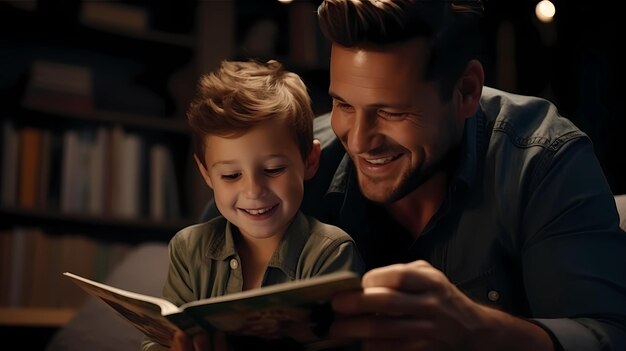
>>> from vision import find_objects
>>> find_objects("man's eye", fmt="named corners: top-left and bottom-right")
top-left (221, 173), bottom-right (241, 180)
top-left (265, 167), bottom-right (286, 176)
top-left (377, 110), bottom-right (406, 119)
top-left (334, 101), bottom-right (354, 112)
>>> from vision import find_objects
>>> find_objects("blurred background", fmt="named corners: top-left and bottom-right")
top-left (2, 0), bottom-right (624, 212)
top-left (0, 0), bottom-right (624, 348)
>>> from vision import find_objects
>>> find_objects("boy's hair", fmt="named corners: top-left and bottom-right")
top-left (187, 59), bottom-right (315, 166)
top-left (317, 0), bottom-right (484, 101)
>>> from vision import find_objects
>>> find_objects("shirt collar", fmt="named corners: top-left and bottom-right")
top-left (454, 109), bottom-right (484, 188)
top-left (267, 211), bottom-right (310, 280)
top-left (205, 212), bottom-right (310, 280)
top-left (207, 219), bottom-right (237, 260)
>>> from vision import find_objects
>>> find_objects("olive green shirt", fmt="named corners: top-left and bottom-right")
top-left (142, 211), bottom-right (365, 350)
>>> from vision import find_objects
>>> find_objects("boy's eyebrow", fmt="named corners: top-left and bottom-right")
top-left (210, 154), bottom-right (289, 169)
top-left (210, 160), bottom-right (238, 169)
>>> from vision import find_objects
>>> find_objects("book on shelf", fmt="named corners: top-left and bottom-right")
top-left (63, 270), bottom-right (362, 350)
top-left (1, 122), bottom-right (19, 207)
top-left (80, 1), bottom-right (149, 33)
top-left (115, 132), bottom-right (143, 218)
top-left (149, 144), bottom-right (168, 220)
top-left (60, 130), bottom-right (87, 214)
top-left (17, 127), bottom-right (43, 210)
top-left (22, 60), bottom-right (94, 115)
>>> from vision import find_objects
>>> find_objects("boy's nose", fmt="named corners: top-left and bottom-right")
top-left (243, 174), bottom-right (266, 198)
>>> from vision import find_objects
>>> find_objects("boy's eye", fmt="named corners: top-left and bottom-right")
top-left (221, 173), bottom-right (241, 180)
top-left (265, 166), bottom-right (286, 176)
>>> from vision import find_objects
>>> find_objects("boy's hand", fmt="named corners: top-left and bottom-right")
top-left (170, 330), bottom-right (231, 351)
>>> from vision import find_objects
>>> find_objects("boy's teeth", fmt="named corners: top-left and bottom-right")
top-left (246, 206), bottom-right (272, 215)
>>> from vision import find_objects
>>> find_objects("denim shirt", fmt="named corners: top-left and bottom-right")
top-left (301, 87), bottom-right (626, 350)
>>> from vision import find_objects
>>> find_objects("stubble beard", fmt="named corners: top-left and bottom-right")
top-left (355, 150), bottom-right (455, 205)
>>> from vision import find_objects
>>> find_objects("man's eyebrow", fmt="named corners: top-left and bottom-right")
top-left (328, 92), bottom-right (414, 110)
top-left (328, 91), bottom-right (344, 101)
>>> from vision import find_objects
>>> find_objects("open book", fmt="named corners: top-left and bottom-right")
top-left (63, 271), bottom-right (361, 350)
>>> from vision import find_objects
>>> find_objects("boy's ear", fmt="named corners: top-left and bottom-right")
top-left (456, 59), bottom-right (484, 120)
top-left (304, 139), bottom-right (321, 180)
top-left (194, 154), bottom-right (214, 189)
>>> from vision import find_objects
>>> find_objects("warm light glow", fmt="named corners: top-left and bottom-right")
top-left (535, 0), bottom-right (556, 23)
top-left (277, 0), bottom-right (294, 3)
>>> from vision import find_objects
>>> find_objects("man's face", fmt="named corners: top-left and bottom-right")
top-left (200, 119), bottom-right (307, 240)
top-left (329, 38), bottom-right (465, 204)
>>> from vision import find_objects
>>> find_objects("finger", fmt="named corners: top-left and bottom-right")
top-left (361, 338), bottom-right (443, 351)
top-left (171, 330), bottom-right (193, 351)
top-left (332, 286), bottom-right (441, 316)
top-left (330, 315), bottom-right (436, 340)
top-left (211, 331), bottom-right (231, 351)
top-left (362, 260), bottom-right (446, 293)
top-left (193, 333), bottom-right (210, 350)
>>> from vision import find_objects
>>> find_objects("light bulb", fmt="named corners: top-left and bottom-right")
top-left (535, 0), bottom-right (556, 23)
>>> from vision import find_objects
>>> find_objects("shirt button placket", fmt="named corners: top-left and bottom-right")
top-left (487, 290), bottom-right (500, 302)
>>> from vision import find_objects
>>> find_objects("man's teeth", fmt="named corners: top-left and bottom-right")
top-left (245, 206), bottom-right (273, 215)
top-left (367, 155), bottom-right (396, 164)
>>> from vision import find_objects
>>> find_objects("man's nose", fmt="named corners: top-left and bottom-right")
top-left (348, 112), bottom-right (381, 154)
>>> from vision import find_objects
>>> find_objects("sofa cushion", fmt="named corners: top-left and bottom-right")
top-left (45, 242), bottom-right (169, 351)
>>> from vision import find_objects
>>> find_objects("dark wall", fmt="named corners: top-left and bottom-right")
top-left (481, 0), bottom-right (625, 194)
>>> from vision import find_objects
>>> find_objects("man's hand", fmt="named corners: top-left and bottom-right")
top-left (329, 260), bottom-right (554, 351)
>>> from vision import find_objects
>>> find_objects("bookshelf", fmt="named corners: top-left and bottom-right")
top-left (0, 1), bottom-right (331, 345)
top-left (0, 0), bottom-right (208, 332)
top-left (0, 307), bottom-right (76, 327)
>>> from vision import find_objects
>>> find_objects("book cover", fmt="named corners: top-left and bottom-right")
top-left (22, 60), bottom-right (95, 116)
top-left (1, 122), bottom-right (19, 207)
top-left (63, 270), bottom-right (361, 349)
top-left (80, 2), bottom-right (148, 33)
top-left (149, 144), bottom-right (167, 220)
top-left (17, 127), bottom-right (43, 209)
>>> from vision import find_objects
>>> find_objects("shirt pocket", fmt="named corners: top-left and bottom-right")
top-left (455, 264), bottom-right (525, 313)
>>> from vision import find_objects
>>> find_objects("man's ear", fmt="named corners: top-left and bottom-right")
top-left (194, 154), bottom-right (214, 189)
top-left (304, 139), bottom-right (321, 180)
top-left (456, 59), bottom-right (484, 119)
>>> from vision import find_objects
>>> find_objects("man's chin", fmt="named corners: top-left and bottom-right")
top-left (357, 170), bottom-right (428, 204)
top-left (358, 180), bottom-right (398, 204)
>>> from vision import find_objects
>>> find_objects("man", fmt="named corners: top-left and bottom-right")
top-left (298, 0), bottom-right (626, 350)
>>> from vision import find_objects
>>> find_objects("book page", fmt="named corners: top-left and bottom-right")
top-left (180, 271), bottom-right (361, 343)
top-left (63, 272), bottom-right (180, 347)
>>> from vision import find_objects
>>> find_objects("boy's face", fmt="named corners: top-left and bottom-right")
top-left (196, 119), bottom-right (319, 241)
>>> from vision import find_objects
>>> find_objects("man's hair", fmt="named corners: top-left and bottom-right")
top-left (187, 59), bottom-right (315, 166)
top-left (317, 0), bottom-right (484, 100)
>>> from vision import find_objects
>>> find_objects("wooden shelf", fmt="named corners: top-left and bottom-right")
top-left (0, 3), bottom-right (195, 57)
top-left (0, 307), bottom-right (76, 327)
top-left (19, 104), bottom-right (190, 134)
top-left (0, 207), bottom-right (194, 243)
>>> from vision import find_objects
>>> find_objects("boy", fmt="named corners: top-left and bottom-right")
top-left (142, 59), bottom-right (365, 351)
